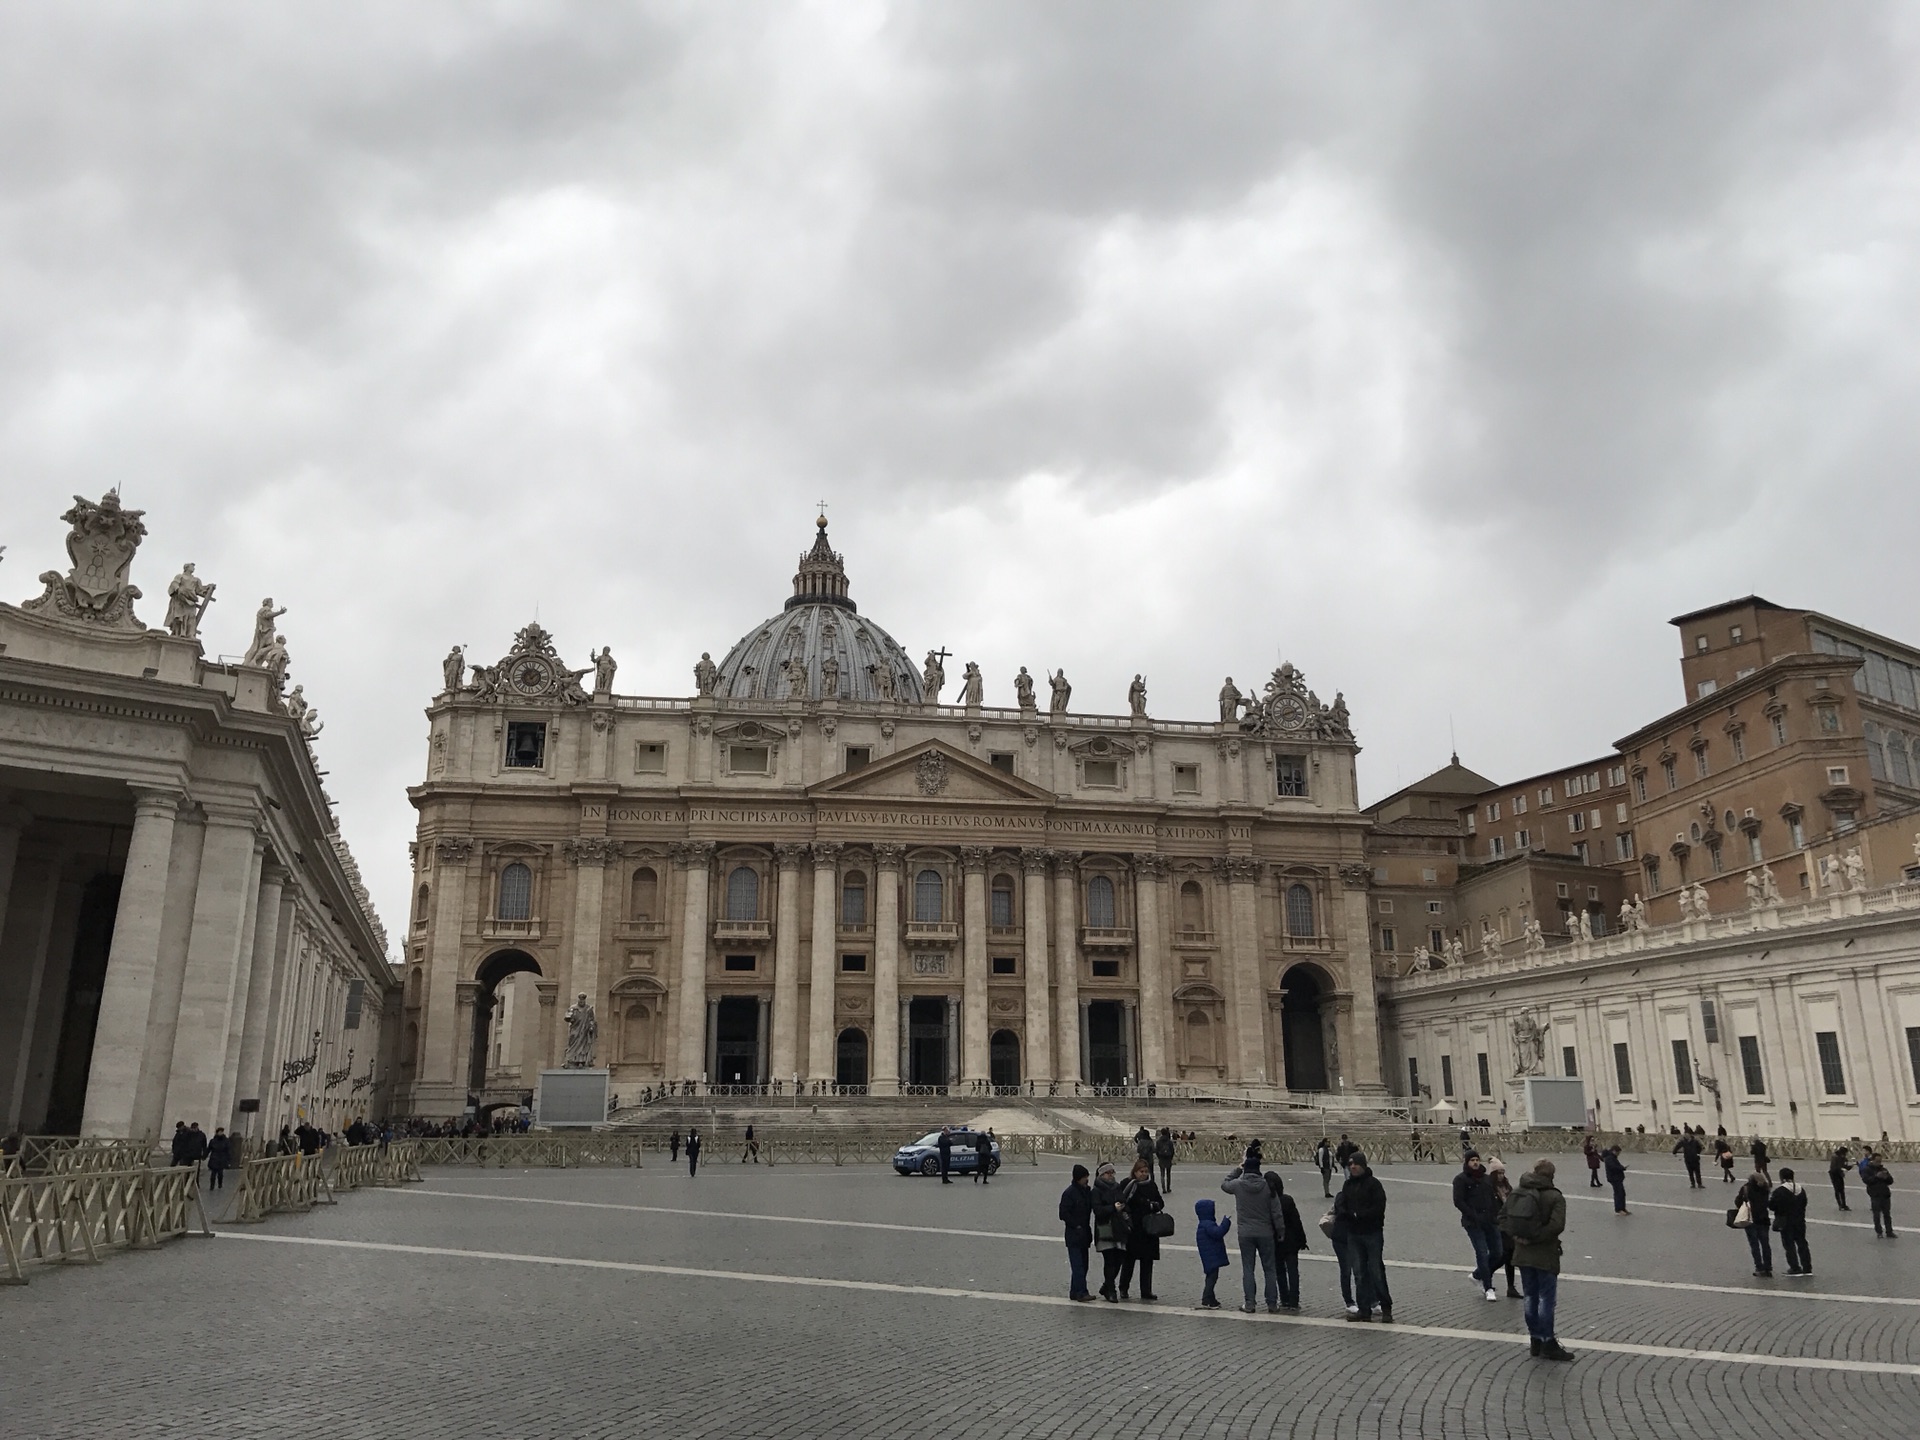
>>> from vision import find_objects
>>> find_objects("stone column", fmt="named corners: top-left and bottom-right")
top-left (1132, 854), bottom-right (1170, 1083)
top-left (420, 837), bottom-right (474, 1101)
top-left (1, 852), bottom-right (60, 1132)
top-left (673, 842), bottom-right (714, 1081)
top-left (756, 995), bottom-right (772, 1085)
top-left (945, 995), bottom-right (960, 1087)
top-left (871, 845), bottom-right (903, 1093)
top-left (0, 797), bottom-right (29, 967)
top-left (249, 891), bottom-right (300, 1110)
top-left (769, 846), bottom-right (807, 1081)
top-left (1222, 857), bottom-right (1268, 1086)
top-left (563, 839), bottom-right (615, 1024)
top-left (131, 804), bottom-right (207, 1139)
top-left (1053, 856), bottom-right (1082, 1084)
top-left (1123, 998), bottom-right (1139, 1083)
top-left (898, 997), bottom-right (911, 1085)
top-left (535, 981), bottom-right (560, 1070)
top-left (705, 998), bottom-right (720, 1084)
top-left (806, 843), bottom-right (843, 1082)
top-left (1335, 868), bottom-right (1386, 1091)
top-left (80, 787), bottom-right (183, 1137)
top-left (1021, 851), bottom-right (1053, 1085)
top-left (163, 815), bottom-right (265, 1127)
top-left (960, 847), bottom-right (990, 1085)
top-left (225, 859), bottom-right (289, 1129)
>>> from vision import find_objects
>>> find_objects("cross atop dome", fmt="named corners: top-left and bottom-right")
top-left (789, 510), bottom-right (854, 612)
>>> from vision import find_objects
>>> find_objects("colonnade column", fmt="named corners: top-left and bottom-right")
top-left (250, 895), bottom-right (299, 1113)
top-left (769, 845), bottom-right (807, 1081)
top-left (674, 842), bottom-right (714, 1081)
top-left (960, 847), bottom-right (989, 1085)
top-left (0, 796), bottom-right (29, 957)
top-left (81, 787), bottom-right (183, 1136)
top-left (564, 839), bottom-right (614, 1025)
top-left (164, 815), bottom-right (265, 1126)
top-left (419, 837), bottom-right (473, 1098)
top-left (1336, 871), bottom-right (1386, 1091)
top-left (1223, 856), bottom-right (1267, 1086)
top-left (871, 845), bottom-right (903, 1094)
top-left (225, 859), bottom-right (288, 1128)
top-left (1021, 851), bottom-right (1052, 1085)
top-left (806, 843), bottom-right (842, 1082)
top-left (1053, 854), bottom-right (1082, 1084)
top-left (1132, 854), bottom-right (1169, 1084)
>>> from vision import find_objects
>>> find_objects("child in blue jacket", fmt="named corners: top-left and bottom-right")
top-left (1194, 1197), bottom-right (1232, 1309)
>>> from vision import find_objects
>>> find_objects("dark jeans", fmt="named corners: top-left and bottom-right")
top-left (1066, 1241), bottom-right (1090, 1298)
top-left (1345, 1231), bottom-right (1391, 1315)
top-left (1778, 1226), bottom-right (1812, 1273)
top-left (1277, 1249), bottom-right (1300, 1308)
top-left (1335, 1234), bottom-right (1354, 1305)
top-left (1101, 1249), bottom-right (1126, 1295)
top-left (1610, 1178), bottom-right (1627, 1212)
top-left (1239, 1234), bottom-right (1279, 1309)
top-left (1318, 1166), bottom-right (1333, 1198)
top-left (1684, 1158), bottom-right (1702, 1188)
top-left (1520, 1266), bottom-right (1558, 1340)
top-left (1745, 1224), bottom-right (1772, 1272)
top-left (688, 1154), bottom-right (699, 1176)
top-left (1830, 1171), bottom-right (1848, 1208)
top-left (1465, 1221), bottom-right (1503, 1288)
top-left (1499, 1233), bottom-right (1518, 1291)
top-left (1871, 1195), bottom-right (1894, 1235)
top-left (1587, 1165), bottom-right (1601, 1187)
top-left (1159, 1160), bottom-right (1173, 1191)
top-left (1201, 1265), bottom-right (1220, 1305)
top-left (1119, 1255), bottom-right (1155, 1296)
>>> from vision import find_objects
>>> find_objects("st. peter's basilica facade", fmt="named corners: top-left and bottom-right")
top-left (398, 519), bottom-right (1384, 1113)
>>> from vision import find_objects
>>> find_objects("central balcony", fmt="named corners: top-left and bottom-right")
top-left (712, 919), bottom-right (773, 943)
top-left (1080, 926), bottom-right (1135, 951)
top-left (904, 920), bottom-right (961, 946)
top-left (481, 918), bottom-right (544, 941)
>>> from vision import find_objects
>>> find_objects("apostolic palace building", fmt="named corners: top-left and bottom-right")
top-left (399, 518), bottom-right (1385, 1114)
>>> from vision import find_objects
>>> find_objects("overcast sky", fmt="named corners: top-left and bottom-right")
top-left (3, 3), bottom-right (1917, 950)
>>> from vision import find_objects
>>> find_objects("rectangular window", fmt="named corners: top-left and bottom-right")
top-left (1738, 1035), bottom-right (1764, 1095)
top-left (1540, 787), bottom-right (1554, 807)
top-left (1465, 812), bottom-right (1477, 834)
top-left (1377, 898), bottom-right (1395, 914)
top-left (1516, 829), bottom-right (1530, 849)
top-left (1488, 836), bottom-right (1505, 858)
top-left (729, 744), bottom-right (770, 774)
top-left (1429, 928), bottom-right (1445, 951)
top-left (1440, 1055), bottom-right (1455, 1097)
top-left (1788, 816), bottom-right (1805, 848)
top-left (1634, 772), bottom-right (1648, 803)
top-left (1276, 756), bottom-right (1308, 797)
top-left (1826, 766), bottom-right (1849, 786)
top-left (1696, 634), bottom-right (1710, 652)
top-left (989, 751), bottom-right (1016, 774)
top-left (1571, 841), bottom-right (1589, 865)
top-left (343, 979), bottom-right (365, 1030)
top-left (1699, 999), bottom-right (1719, 1045)
top-left (1613, 1042), bottom-right (1634, 1095)
top-left (1408, 1057), bottom-right (1420, 1095)
top-left (1697, 679), bottom-right (1718, 699)
top-left (1662, 758), bottom-right (1677, 791)
top-left (505, 721), bottom-right (547, 769)
top-left (1083, 760), bottom-right (1120, 787)
top-left (1569, 811), bottom-right (1586, 833)
top-left (635, 742), bottom-right (666, 773)
top-left (1172, 763), bottom-right (1200, 794)
top-left (1616, 833), bottom-right (1635, 861)
top-left (1771, 713), bottom-right (1788, 746)
top-left (840, 953), bottom-right (868, 973)
top-left (1730, 625), bottom-right (1743, 644)
top-left (1707, 841), bottom-right (1723, 873)
top-left (844, 746), bottom-right (871, 770)
top-left (991, 956), bottom-right (1017, 976)
top-left (1729, 730), bottom-right (1746, 762)
top-left (723, 954), bottom-right (756, 972)
top-left (1695, 747), bottom-right (1710, 779)
top-left (1426, 899), bottom-right (1442, 913)
top-left (1379, 925), bottom-right (1396, 952)
top-left (990, 888), bottom-right (1014, 927)
top-left (1514, 794), bottom-right (1528, 814)
top-left (1487, 801), bottom-right (1501, 822)
top-left (1090, 958), bottom-right (1120, 978)
top-left (1815, 1031), bottom-right (1847, 1095)
top-left (1562, 1045), bottom-right (1577, 1078)
top-left (1748, 833), bottom-right (1763, 864)
top-left (1477, 1051), bottom-right (1491, 1097)
top-left (1607, 765), bottom-right (1627, 787)
top-left (1671, 1038), bottom-right (1694, 1094)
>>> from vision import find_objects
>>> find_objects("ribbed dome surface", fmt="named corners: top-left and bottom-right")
top-left (711, 519), bottom-right (925, 703)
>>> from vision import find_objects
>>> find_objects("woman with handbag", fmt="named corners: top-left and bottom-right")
top-left (1265, 1171), bottom-right (1309, 1311)
top-left (1734, 1170), bottom-right (1774, 1276)
top-left (1094, 1162), bottom-right (1129, 1302)
top-left (1119, 1157), bottom-right (1166, 1301)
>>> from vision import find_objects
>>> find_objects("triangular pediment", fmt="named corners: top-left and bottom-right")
top-left (808, 739), bottom-right (1052, 804)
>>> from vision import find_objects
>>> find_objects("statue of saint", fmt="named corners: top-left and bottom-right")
top-left (1483, 927), bottom-right (1504, 959)
top-left (1758, 870), bottom-right (1781, 906)
top-left (1743, 871), bottom-right (1764, 911)
top-left (1410, 945), bottom-right (1431, 972)
top-left (1013, 666), bottom-right (1036, 710)
top-left (1328, 692), bottom-right (1351, 735)
top-left (922, 650), bottom-right (947, 701)
top-left (300, 706), bottom-right (323, 740)
top-left (820, 652), bottom-right (840, 698)
top-left (870, 662), bottom-right (895, 701)
top-left (1678, 886), bottom-right (1696, 921)
top-left (163, 563), bottom-right (215, 640)
top-left (284, 684), bottom-right (309, 721)
top-left (960, 661), bottom-right (983, 707)
top-left (257, 633), bottom-right (290, 691)
top-left (1048, 669), bottom-right (1072, 715)
top-left (592, 647), bottom-right (617, 697)
top-left (1510, 1010), bottom-right (1547, 1076)
top-left (1218, 677), bottom-right (1241, 724)
top-left (442, 645), bottom-right (465, 693)
top-left (563, 994), bottom-right (598, 1068)
top-left (1691, 881), bottom-right (1711, 917)
top-left (1844, 847), bottom-right (1868, 892)
top-left (693, 652), bottom-right (719, 697)
top-left (1128, 674), bottom-right (1148, 717)
top-left (1523, 916), bottom-right (1544, 953)
top-left (244, 598), bottom-right (286, 665)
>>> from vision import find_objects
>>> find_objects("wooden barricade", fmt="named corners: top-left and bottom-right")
top-left (229, 1151), bottom-right (335, 1224)
top-left (2, 1165), bottom-right (210, 1285)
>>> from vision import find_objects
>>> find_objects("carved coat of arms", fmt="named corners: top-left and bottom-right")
top-left (915, 751), bottom-right (950, 796)
top-left (21, 490), bottom-right (149, 629)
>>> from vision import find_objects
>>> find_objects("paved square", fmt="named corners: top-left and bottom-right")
top-left (3, 1146), bottom-right (1915, 1438)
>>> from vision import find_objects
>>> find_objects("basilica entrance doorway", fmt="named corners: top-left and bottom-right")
top-left (1280, 965), bottom-right (1330, 1092)
top-left (907, 996), bottom-right (949, 1087)
top-left (713, 996), bottom-right (761, 1085)
top-left (835, 1028), bottom-right (868, 1088)
top-left (1086, 1001), bottom-right (1128, 1087)
top-left (989, 1030), bottom-right (1021, 1089)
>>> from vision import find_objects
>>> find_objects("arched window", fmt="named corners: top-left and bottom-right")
top-left (415, 884), bottom-right (430, 922)
top-left (1087, 874), bottom-right (1116, 928)
top-left (842, 871), bottom-right (868, 925)
top-left (725, 866), bottom-right (760, 921)
top-left (914, 869), bottom-right (944, 923)
top-left (1285, 883), bottom-right (1315, 937)
top-left (497, 863), bottom-right (532, 921)
top-left (1178, 880), bottom-right (1204, 932)
top-left (990, 874), bottom-right (1016, 927)
top-left (629, 867), bottom-right (658, 922)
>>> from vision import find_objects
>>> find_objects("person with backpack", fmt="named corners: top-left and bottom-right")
top-left (1771, 1167), bottom-right (1812, 1276)
top-left (1736, 1170), bottom-right (1773, 1275)
top-left (1864, 1154), bottom-right (1896, 1238)
top-left (1504, 1158), bottom-right (1573, 1361)
top-left (1602, 1146), bottom-right (1629, 1215)
top-left (1313, 1137), bottom-right (1334, 1198)
top-left (1192, 1196), bottom-right (1231, 1309)
top-left (1155, 1128), bottom-right (1176, 1193)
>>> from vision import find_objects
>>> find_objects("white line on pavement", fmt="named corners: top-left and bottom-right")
top-left (211, 1230), bottom-right (1920, 1380)
top-left (385, 1186), bottom-right (1919, 1308)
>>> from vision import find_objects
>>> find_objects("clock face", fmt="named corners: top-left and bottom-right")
top-left (512, 657), bottom-right (555, 694)
top-left (1274, 694), bottom-right (1308, 730)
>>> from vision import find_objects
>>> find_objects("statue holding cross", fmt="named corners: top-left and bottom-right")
top-left (922, 648), bottom-right (949, 701)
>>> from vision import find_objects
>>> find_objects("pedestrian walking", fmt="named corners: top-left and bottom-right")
top-left (741, 1124), bottom-right (758, 1163)
top-left (1221, 1147), bottom-right (1280, 1313)
top-left (937, 1126), bottom-right (954, 1184)
top-left (1864, 1154), bottom-right (1896, 1238)
top-left (1059, 1164), bottom-right (1095, 1301)
top-left (169, 1120), bottom-right (193, 1167)
top-left (1134, 1126), bottom-right (1155, 1168)
top-left (670, 1129), bottom-right (681, 1163)
top-left (1582, 1134), bottom-right (1602, 1188)
top-left (1265, 1171), bottom-right (1308, 1311)
top-left (686, 1128), bottom-right (701, 1177)
top-left (1093, 1162), bottom-right (1129, 1302)
top-left (1192, 1197), bottom-right (1231, 1309)
top-left (1488, 1157), bottom-right (1522, 1298)
top-left (1504, 1159), bottom-right (1573, 1361)
top-left (206, 1127), bottom-right (232, 1189)
top-left (1750, 1135), bottom-right (1771, 1182)
top-left (1602, 1147), bottom-right (1630, 1215)
top-left (1716, 1137), bottom-right (1736, 1183)
top-left (1828, 1145), bottom-right (1851, 1211)
top-left (1118, 1157), bottom-right (1164, 1300)
top-left (1736, 1169), bottom-right (1773, 1275)
top-left (1771, 1167), bottom-right (1812, 1276)
top-left (1674, 1129), bottom-right (1704, 1189)
top-left (1335, 1151), bottom-right (1392, 1324)
top-left (972, 1128), bottom-right (992, 1184)
top-left (1313, 1136), bottom-right (1334, 1198)
top-left (1453, 1151), bottom-right (1503, 1300)
top-left (1334, 1133), bottom-right (1357, 1170)
top-left (187, 1122), bottom-right (209, 1166)
top-left (1155, 1127), bottom-right (1176, 1192)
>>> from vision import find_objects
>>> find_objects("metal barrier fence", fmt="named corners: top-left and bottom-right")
top-left (2, 1165), bottom-right (211, 1284)
top-left (403, 1135), bottom-right (646, 1168)
top-left (3, 1137), bottom-right (156, 1178)
top-left (229, 1143), bottom-right (424, 1223)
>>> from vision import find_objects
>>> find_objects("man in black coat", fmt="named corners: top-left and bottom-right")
top-left (686, 1128), bottom-right (702, 1177)
top-left (1334, 1134), bottom-right (1357, 1169)
top-left (1829, 1145), bottom-right (1851, 1211)
top-left (1059, 1165), bottom-right (1095, 1300)
top-left (972, 1129), bottom-right (992, 1184)
top-left (1674, 1130), bottom-right (1704, 1188)
top-left (169, 1121), bottom-right (192, 1166)
top-left (1335, 1153), bottom-right (1392, 1323)
top-left (1453, 1152), bottom-right (1503, 1299)
top-left (937, 1127), bottom-right (954, 1184)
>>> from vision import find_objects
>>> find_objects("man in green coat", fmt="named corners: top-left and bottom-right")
top-left (1506, 1159), bottom-right (1573, 1361)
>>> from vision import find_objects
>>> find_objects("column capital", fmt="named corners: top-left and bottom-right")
top-left (670, 840), bottom-right (717, 869)
top-left (1130, 852), bottom-right (1166, 881)
top-left (810, 841), bottom-right (844, 869)
top-left (562, 837), bottom-right (623, 867)
top-left (959, 846), bottom-right (990, 873)
top-left (129, 785), bottom-right (187, 819)
top-left (433, 835), bottom-right (474, 864)
top-left (1220, 856), bottom-right (1265, 884)
top-left (873, 842), bottom-right (905, 871)
top-left (773, 843), bottom-right (810, 871)
top-left (1021, 848), bottom-right (1053, 876)
top-left (260, 859), bottom-right (294, 887)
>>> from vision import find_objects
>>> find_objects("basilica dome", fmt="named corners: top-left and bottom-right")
top-left (710, 518), bottom-right (925, 704)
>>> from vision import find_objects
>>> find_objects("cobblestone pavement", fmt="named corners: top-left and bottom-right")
top-left (4, 1147), bottom-right (1915, 1438)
